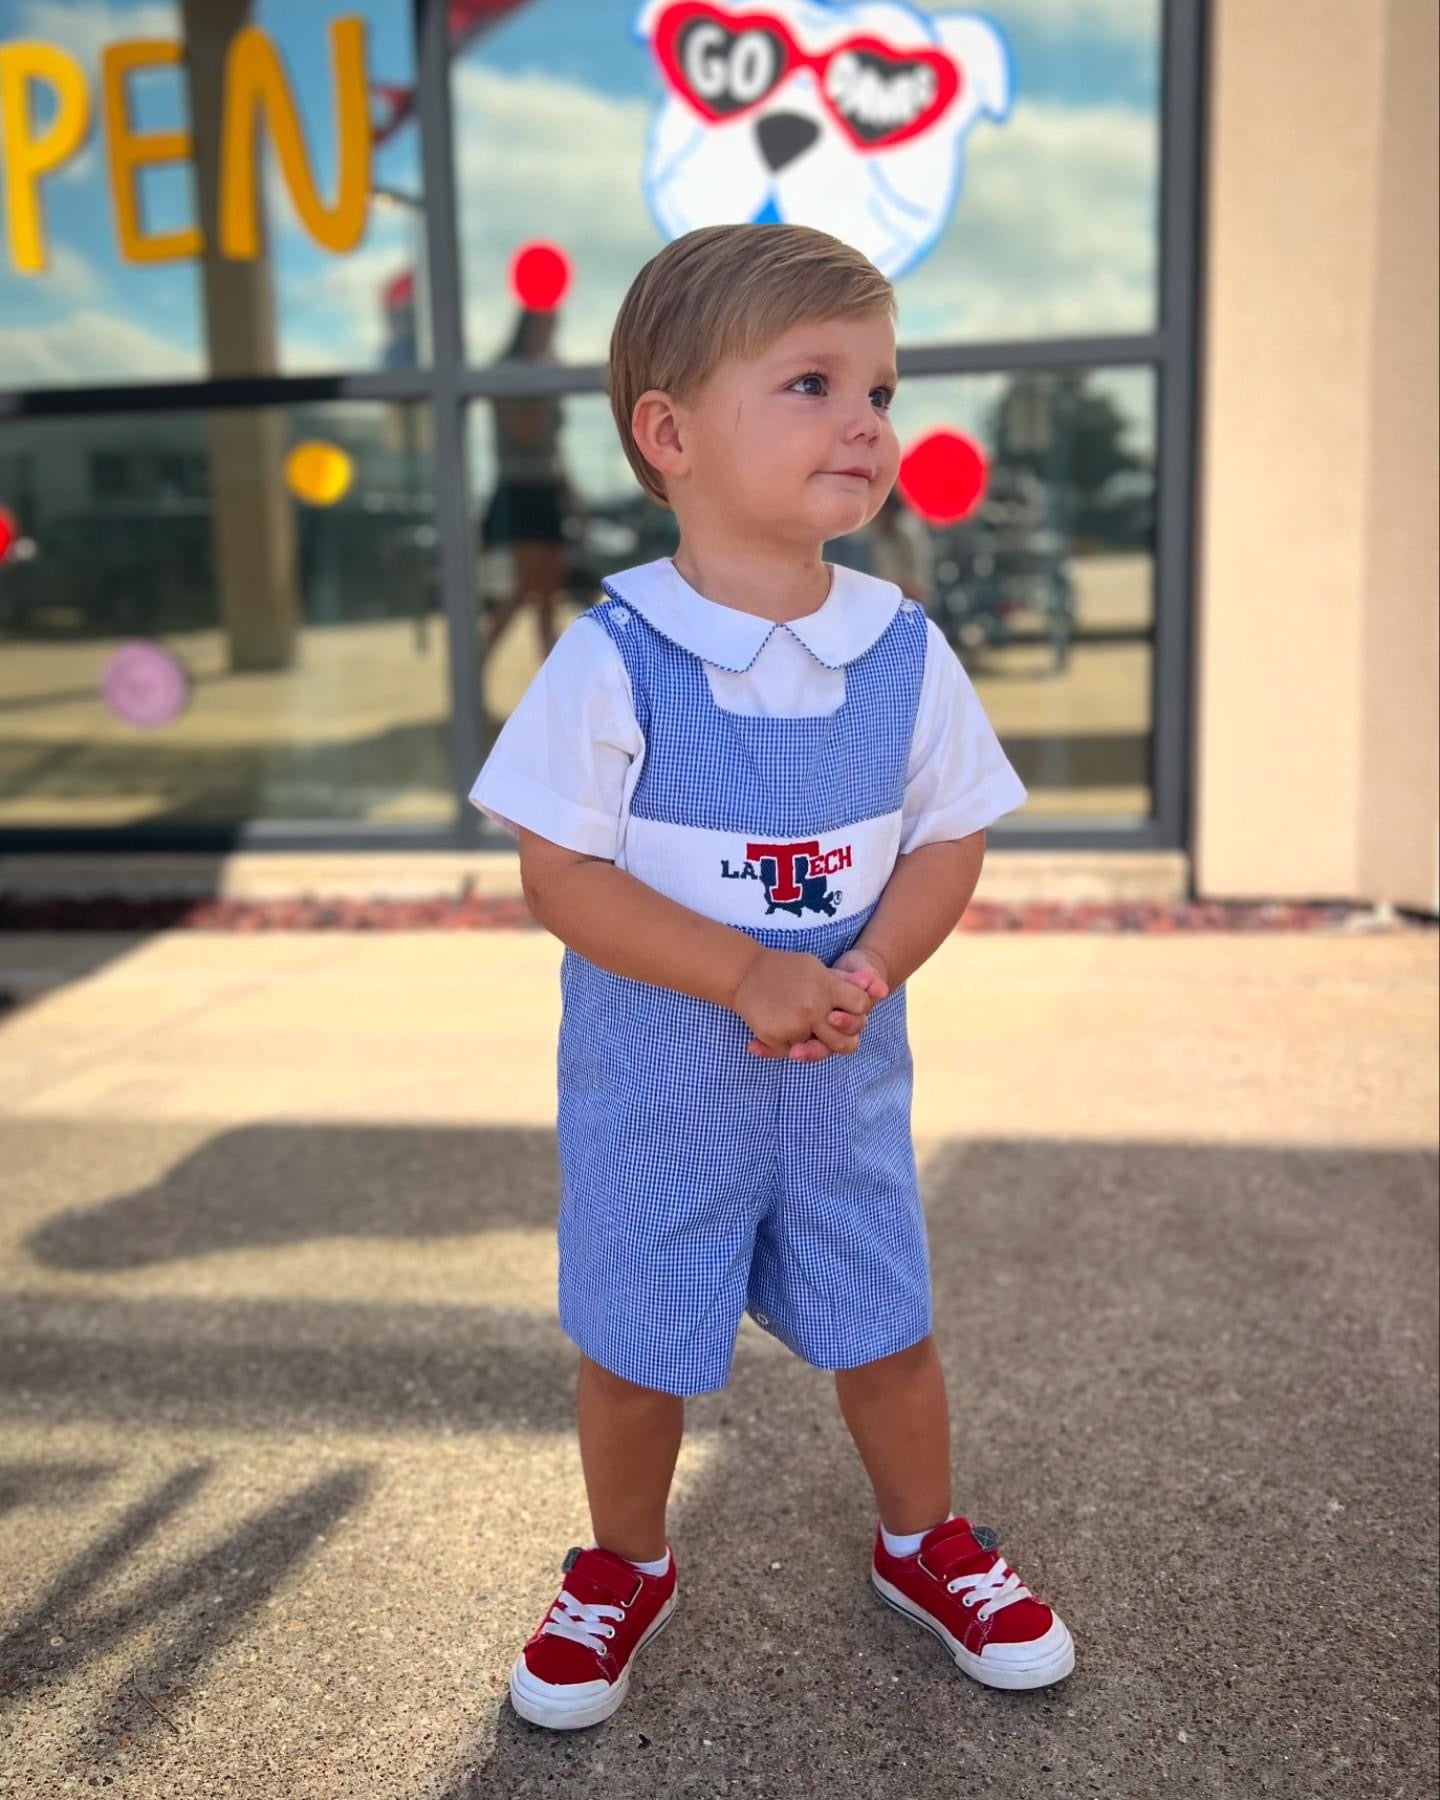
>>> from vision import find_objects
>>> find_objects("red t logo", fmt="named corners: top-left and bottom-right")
top-left (745, 839), bottom-right (820, 904)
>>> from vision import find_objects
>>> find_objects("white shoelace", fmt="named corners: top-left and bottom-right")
top-left (946, 1553), bottom-right (1033, 1622)
top-left (539, 1586), bottom-right (625, 1655)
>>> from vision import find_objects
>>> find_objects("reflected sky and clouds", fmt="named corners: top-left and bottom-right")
top-left (0, 0), bottom-right (423, 383)
top-left (455, 0), bottom-right (1159, 361)
top-left (0, 0), bottom-right (1160, 388)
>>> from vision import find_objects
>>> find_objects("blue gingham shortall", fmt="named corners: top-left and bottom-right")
top-left (555, 583), bottom-right (934, 1397)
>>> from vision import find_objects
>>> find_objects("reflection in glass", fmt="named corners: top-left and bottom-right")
top-left (469, 368), bottom-right (1156, 821)
top-left (469, 391), bottom-right (677, 733)
top-left (477, 307), bottom-right (581, 666)
top-left (0, 0), bottom-right (426, 388)
top-left (452, 0), bottom-right (1161, 363)
top-left (868, 488), bottom-right (936, 604)
top-left (0, 404), bottom-right (449, 826)
top-left (842, 366), bottom-right (1157, 817)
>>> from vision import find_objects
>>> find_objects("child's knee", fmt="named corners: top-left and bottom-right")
top-left (836, 1333), bottom-right (936, 1384)
top-left (578, 1352), bottom-right (681, 1405)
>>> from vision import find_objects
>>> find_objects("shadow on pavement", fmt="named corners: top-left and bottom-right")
top-left (0, 1460), bottom-right (116, 1516)
top-left (0, 1462), bottom-right (371, 1748)
top-left (1, 1124), bottom-right (1436, 1797)
top-left (26, 1122), bottom-right (562, 1270)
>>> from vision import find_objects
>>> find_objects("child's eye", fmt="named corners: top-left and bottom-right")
top-left (788, 371), bottom-right (896, 411)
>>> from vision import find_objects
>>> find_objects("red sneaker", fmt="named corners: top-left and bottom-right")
top-left (509, 1542), bottom-right (678, 1730)
top-left (871, 1516), bottom-right (1075, 1690)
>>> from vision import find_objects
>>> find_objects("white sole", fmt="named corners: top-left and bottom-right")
top-left (509, 1591), bottom-right (678, 1730)
top-left (871, 1570), bottom-right (1075, 1691)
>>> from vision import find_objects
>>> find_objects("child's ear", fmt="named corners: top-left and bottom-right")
top-left (632, 390), bottom-right (690, 483)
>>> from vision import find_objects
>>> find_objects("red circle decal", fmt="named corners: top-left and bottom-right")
top-left (509, 242), bottom-right (572, 311)
top-left (897, 431), bottom-right (989, 524)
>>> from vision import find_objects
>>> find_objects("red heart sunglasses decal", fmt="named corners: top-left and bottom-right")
top-left (652, 1), bottom-right (962, 153)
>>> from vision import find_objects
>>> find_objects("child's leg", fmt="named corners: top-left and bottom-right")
top-left (575, 1352), bottom-right (685, 1565)
top-left (833, 1334), bottom-right (953, 1534)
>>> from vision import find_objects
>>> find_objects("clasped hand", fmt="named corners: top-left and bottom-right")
top-left (733, 945), bottom-right (891, 1063)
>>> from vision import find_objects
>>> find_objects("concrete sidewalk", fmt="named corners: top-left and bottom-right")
top-left (0, 927), bottom-right (1436, 1799)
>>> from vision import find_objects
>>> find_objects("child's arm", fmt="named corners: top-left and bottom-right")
top-left (517, 827), bottom-right (877, 1058)
top-left (849, 830), bottom-right (988, 991)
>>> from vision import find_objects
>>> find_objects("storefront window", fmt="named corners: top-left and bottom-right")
top-left (470, 364), bottom-right (1155, 819)
top-left (0, 0), bottom-right (1189, 850)
top-left (0, 1), bottom-right (427, 388)
top-left (452, 0), bottom-right (1161, 364)
top-left (0, 402), bottom-right (451, 825)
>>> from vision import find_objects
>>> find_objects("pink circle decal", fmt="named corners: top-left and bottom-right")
top-left (897, 431), bottom-right (989, 524)
top-left (101, 641), bottom-right (191, 728)
top-left (509, 242), bottom-right (572, 311)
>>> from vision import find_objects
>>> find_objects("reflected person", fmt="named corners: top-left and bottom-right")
top-left (868, 486), bottom-right (934, 605)
top-left (479, 306), bottom-right (583, 663)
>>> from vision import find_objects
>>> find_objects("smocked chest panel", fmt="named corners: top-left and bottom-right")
top-left (586, 584), bottom-right (926, 948)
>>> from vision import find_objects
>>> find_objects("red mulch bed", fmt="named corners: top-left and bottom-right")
top-left (0, 895), bottom-right (1431, 933)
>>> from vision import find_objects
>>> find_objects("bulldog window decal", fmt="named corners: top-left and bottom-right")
top-left (634, 0), bottom-right (1012, 277)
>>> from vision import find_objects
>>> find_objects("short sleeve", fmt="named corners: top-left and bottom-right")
top-left (899, 619), bottom-right (1029, 854)
top-left (467, 616), bottom-right (642, 859)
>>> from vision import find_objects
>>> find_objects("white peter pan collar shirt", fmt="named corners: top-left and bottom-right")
top-left (469, 557), bottom-right (1028, 864)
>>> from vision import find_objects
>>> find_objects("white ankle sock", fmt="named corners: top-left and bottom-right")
top-left (590, 1541), bottom-right (671, 1577)
top-left (881, 1513), bottom-right (956, 1558)
top-left (626, 1549), bottom-right (671, 1576)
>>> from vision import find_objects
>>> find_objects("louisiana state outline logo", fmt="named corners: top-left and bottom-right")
top-left (720, 837), bottom-right (852, 917)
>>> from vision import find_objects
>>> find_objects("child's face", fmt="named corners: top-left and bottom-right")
top-left (666, 313), bottom-right (900, 549)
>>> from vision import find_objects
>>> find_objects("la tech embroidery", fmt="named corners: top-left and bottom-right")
top-left (720, 837), bottom-right (853, 919)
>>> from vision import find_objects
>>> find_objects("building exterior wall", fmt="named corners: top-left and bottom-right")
top-left (1196, 0), bottom-right (1438, 909)
top-left (1358, 0), bottom-right (1440, 914)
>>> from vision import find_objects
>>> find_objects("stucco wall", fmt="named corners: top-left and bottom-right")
top-left (1194, 0), bottom-right (1438, 910)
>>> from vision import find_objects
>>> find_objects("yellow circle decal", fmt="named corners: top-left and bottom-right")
top-left (285, 440), bottom-right (354, 505)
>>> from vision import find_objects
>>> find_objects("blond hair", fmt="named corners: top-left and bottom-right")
top-left (608, 224), bottom-right (896, 507)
